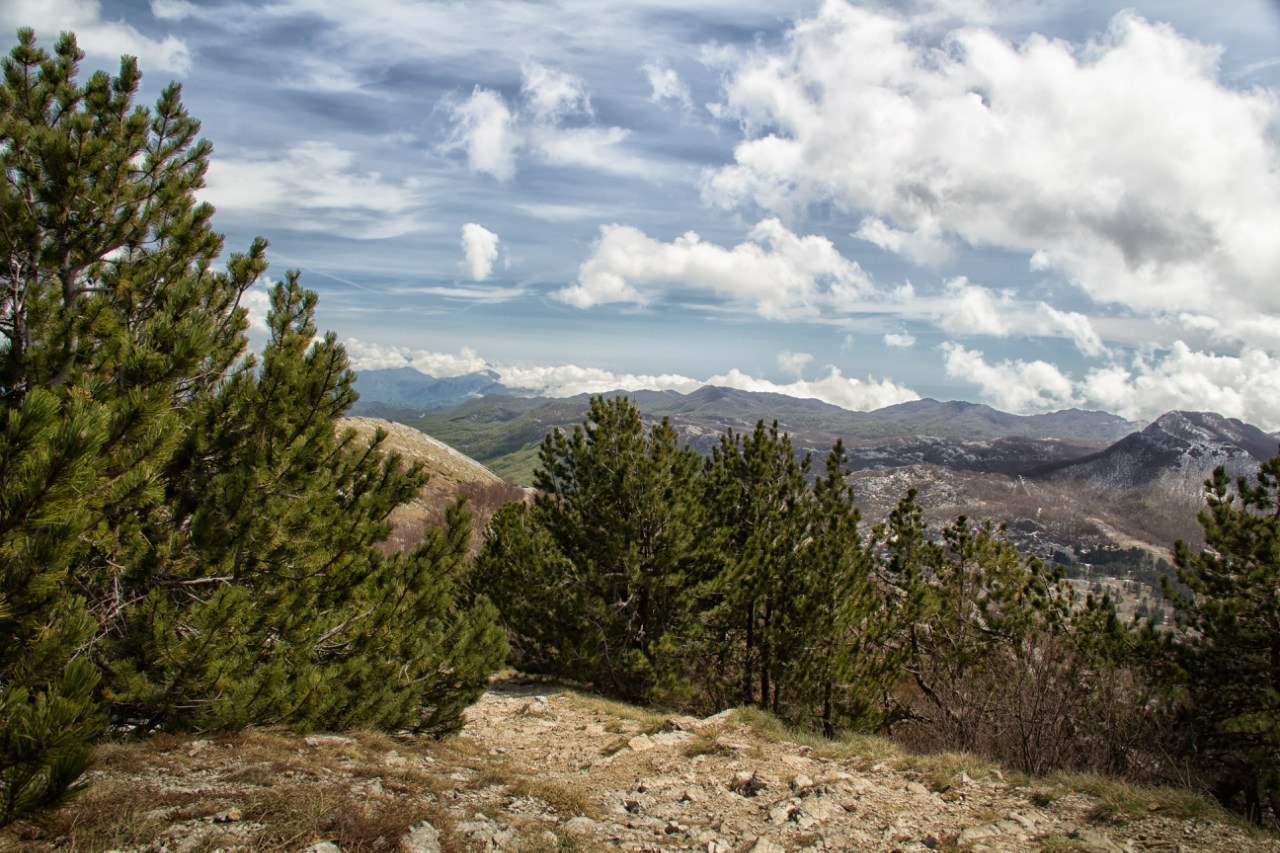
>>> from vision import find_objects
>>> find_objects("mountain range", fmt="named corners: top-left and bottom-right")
top-left (352, 367), bottom-right (1278, 558)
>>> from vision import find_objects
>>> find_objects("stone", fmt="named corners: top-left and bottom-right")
top-left (791, 773), bottom-right (815, 792)
top-left (401, 820), bottom-right (442, 853)
top-left (905, 781), bottom-right (930, 795)
top-left (305, 844), bottom-right (341, 853)
top-left (749, 837), bottom-right (786, 853)
top-left (629, 735), bottom-right (655, 753)
top-left (957, 823), bottom-right (1003, 845)
top-left (768, 801), bottom-right (800, 825)
top-left (1068, 828), bottom-right (1125, 853)
top-left (564, 816), bottom-right (601, 835)
top-left (731, 770), bottom-right (767, 796)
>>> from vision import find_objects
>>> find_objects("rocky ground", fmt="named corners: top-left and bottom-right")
top-left (4, 676), bottom-right (1277, 852)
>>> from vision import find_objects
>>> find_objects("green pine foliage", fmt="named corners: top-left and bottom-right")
top-left (475, 396), bottom-right (703, 701)
top-left (1, 28), bottom-right (504, 824)
top-left (1167, 457), bottom-right (1280, 823)
top-left (794, 440), bottom-right (903, 736)
top-left (0, 390), bottom-right (106, 823)
top-left (696, 421), bottom-right (811, 713)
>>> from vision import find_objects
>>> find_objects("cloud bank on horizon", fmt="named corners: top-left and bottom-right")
top-left (9, 0), bottom-right (1280, 428)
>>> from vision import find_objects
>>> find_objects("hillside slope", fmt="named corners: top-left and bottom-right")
top-left (7, 676), bottom-right (1273, 852)
top-left (340, 417), bottom-right (521, 552)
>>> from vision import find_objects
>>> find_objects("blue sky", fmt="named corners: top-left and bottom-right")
top-left (7, 1), bottom-right (1280, 427)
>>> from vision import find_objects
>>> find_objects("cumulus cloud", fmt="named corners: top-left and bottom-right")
top-left (559, 218), bottom-right (872, 318)
top-left (705, 4), bottom-right (1280, 345)
top-left (1037, 303), bottom-right (1108, 357)
top-left (461, 223), bottom-right (500, 281)
top-left (202, 142), bottom-right (423, 238)
top-left (240, 277), bottom-right (273, 333)
top-left (522, 62), bottom-right (592, 121)
top-left (778, 350), bottom-right (813, 377)
top-left (444, 87), bottom-right (519, 180)
top-left (936, 278), bottom-right (1009, 337)
top-left (710, 366), bottom-right (920, 412)
top-left (944, 339), bottom-right (1280, 429)
top-left (343, 341), bottom-right (918, 413)
top-left (3, 0), bottom-right (191, 72)
top-left (943, 342), bottom-right (1078, 413)
top-left (644, 62), bottom-right (693, 109)
top-left (444, 63), bottom-right (657, 179)
top-left (884, 331), bottom-right (916, 348)
top-left (1082, 343), bottom-right (1280, 429)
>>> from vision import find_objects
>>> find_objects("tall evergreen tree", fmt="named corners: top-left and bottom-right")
top-left (1, 29), bottom-right (504, 821)
top-left (475, 396), bottom-right (702, 701)
top-left (697, 421), bottom-right (811, 713)
top-left (1168, 456), bottom-right (1280, 822)
top-left (794, 440), bottom-right (901, 736)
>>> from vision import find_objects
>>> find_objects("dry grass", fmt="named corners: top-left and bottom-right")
top-left (899, 751), bottom-right (1001, 792)
top-left (727, 706), bottom-right (902, 763)
top-left (471, 762), bottom-right (598, 819)
top-left (241, 781), bottom-right (441, 851)
top-left (1048, 771), bottom-right (1231, 825)
top-left (561, 692), bottom-right (667, 732)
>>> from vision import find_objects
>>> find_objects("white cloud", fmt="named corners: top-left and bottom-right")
top-left (240, 277), bottom-right (273, 333)
top-left (559, 218), bottom-right (872, 318)
top-left (943, 342), bottom-right (1078, 413)
top-left (149, 0), bottom-right (198, 20)
top-left (705, 4), bottom-right (1280, 346)
top-left (443, 63), bottom-right (662, 180)
top-left (936, 277), bottom-right (1009, 337)
top-left (777, 350), bottom-right (813, 377)
top-left (1082, 343), bottom-right (1280, 429)
top-left (344, 340), bottom-right (490, 376)
top-left (522, 62), bottom-right (592, 122)
top-left (202, 142), bottom-right (422, 238)
top-left (444, 87), bottom-right (519, 180)
top-left (1036, 303), bottom-right (1107, 357)
top-left (944, 339), bottom-right (1280, 429)
top-left (709, 366), bottom-right (920, 412)
top-left (644, 62), bottom-right (693, 109)
top-left (343, 341), bottom-right (918, 413)
top-left (461, 223), bottom-right (500, 281)
top-left (532, 125), bottom-right (647, 176)
top-left (4, 0), bottom-right (191, 72)
top-left (884, 331), bottom-right (916, 348)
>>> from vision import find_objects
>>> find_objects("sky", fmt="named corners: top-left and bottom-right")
top-left (7, 1), bottom-right (1280, 428)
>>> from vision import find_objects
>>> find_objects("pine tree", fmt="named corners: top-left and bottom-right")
top-left (1167, 456), bottom-right (1280, 822)
top-left (1, 28), bottom-right (504, 820)
top-left (794, 440), bottom-right (901, 736)
top-left (474, 395), bottom-right (702, 701)
top-left (105, 278), bottom-right (506, 732)
top-left (0, 389), bottom-right (106, 823)
top-left (697, 421), bottom-right (811, 713)
top-left (0, 26), bottom-right (232, 822)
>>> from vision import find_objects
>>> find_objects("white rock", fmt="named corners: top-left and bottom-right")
top-left (401, 820), bottom-right (442, 853)
top-left (305, 844), bottom-right (341, 853)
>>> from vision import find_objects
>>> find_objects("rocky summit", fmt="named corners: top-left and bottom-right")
top-left (6, 675), bottom-right (1276, 852)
